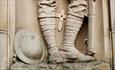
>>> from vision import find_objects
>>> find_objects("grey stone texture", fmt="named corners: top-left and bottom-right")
top-left (11, 61), bottom-right (110, 70)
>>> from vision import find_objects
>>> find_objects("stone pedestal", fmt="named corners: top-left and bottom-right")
top-left (11, 61), bottom-right (111, 70)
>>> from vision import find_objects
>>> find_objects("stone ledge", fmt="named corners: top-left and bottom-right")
top-left (11, 61), bottom-right (111, 70)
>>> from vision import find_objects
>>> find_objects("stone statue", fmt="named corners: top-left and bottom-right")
top-left (38, 0), bottom-right (94, 63)
top-left (0, 0), bottom-right (112, 70)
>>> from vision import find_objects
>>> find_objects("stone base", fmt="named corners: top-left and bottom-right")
top-left (10, 61), bottom-right (111, 70)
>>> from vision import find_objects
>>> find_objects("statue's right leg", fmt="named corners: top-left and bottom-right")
top-left (38, 0), bottom-right (63, 63)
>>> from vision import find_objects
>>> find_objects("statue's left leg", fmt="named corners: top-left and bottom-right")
top-left (60, 0), bottom-right (94, 61)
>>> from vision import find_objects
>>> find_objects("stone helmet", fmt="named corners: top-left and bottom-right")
top-left (14, 29), bottom-right (46, 64)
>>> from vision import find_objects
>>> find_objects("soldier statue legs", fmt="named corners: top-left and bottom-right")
top-left (38, 0), bottom-right (94, 63)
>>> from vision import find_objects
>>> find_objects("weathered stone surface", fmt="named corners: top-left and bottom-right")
top-left (11, 61), bottom-right (110, 70)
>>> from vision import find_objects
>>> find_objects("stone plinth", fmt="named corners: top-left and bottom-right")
top-left (11, 61), bottom-right (110, 70)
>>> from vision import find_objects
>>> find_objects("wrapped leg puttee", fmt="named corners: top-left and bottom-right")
top-left (38, 0), bottom-right (63, 63)
top-left (60, 0), bottom-right (94, 61)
